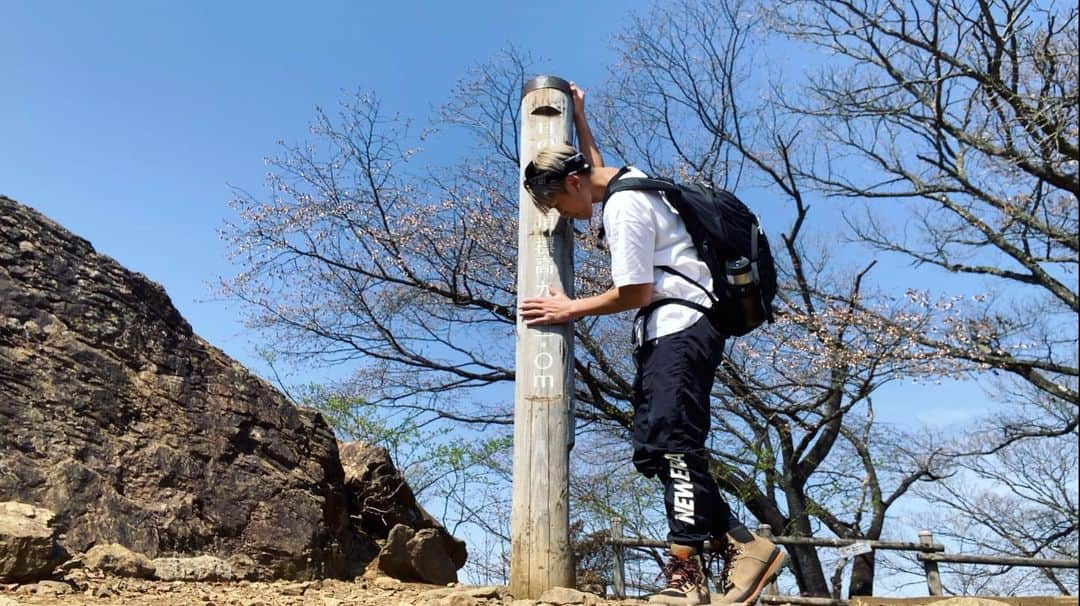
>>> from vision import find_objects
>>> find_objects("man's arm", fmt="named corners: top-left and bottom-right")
top-left (570, 83), bottom-right (603, 169)
top-left (519, 283), bottom-right (652, 326)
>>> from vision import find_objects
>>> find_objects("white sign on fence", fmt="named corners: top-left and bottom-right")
top-left (837, 541), bottom-right (874, 559)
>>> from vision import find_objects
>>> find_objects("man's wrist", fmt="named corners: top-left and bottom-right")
top-left (567, 298), bottom-right (582, 321)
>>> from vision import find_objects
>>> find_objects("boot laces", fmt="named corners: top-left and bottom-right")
top-left (656, 553), bottom-right (704, 589)
top-left (718, 541), bottom-right (743, 592)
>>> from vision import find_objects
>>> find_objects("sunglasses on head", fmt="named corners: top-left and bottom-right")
top-left (523, 153), bottom-right (589, 191)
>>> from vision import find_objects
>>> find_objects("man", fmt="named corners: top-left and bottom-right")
top-left (518, 84), bottom-right (787, 606)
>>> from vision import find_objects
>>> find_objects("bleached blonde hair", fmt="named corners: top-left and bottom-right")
top-left (523, 143), bottom-right (589, 211)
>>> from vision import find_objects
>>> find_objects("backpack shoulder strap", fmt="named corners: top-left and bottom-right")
top-left (599, 168), bottom-right (668, 241)
top-left (603, 177), bottom-right (679, 202)
top-left (601, 166), bottom-right (636, 203)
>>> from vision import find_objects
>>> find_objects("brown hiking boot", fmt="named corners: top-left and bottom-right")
top-left (649, 544), bottom-right (710, 606)
top-left (711, 532), bottom-right (787, 604)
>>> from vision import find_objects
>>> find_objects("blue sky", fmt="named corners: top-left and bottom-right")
top-left (3, 1), bottom-right (1042, 590)
top-left (2, 0), bottom-right (1004, 434)
top-left (1, 0), bottom-right (651, 378)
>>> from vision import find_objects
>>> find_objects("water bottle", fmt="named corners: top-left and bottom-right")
top-left (724, 257), bottom-right (764, 332)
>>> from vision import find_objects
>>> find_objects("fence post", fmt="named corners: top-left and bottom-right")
top-left (919, 530), bottom-right (944, 596)
top-left (612, 517), bottom-right (626, 599)
top-left (757, 524), bottom-right (779, 604)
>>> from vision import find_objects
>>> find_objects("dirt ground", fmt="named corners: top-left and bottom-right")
top-left (0, 573), bottom-right (639, 606)
top-left (3, 576), bottom-right (490, 606)
top-left (7, 575), bottom-right (1073, 606)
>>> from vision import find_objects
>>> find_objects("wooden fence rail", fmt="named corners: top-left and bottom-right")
top-left (607, 520), bottom-right (1079, 601)
top-left (917, 553), bottom-right (1080, 569)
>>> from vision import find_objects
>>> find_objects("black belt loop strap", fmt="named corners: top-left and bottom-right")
top-left (748, 218), bottom-right (771, 322)
top-left (750, 219), bottom-right (760, 284)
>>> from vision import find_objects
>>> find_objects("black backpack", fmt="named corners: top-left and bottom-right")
top-left (603, 175), bottom-right (777, 337)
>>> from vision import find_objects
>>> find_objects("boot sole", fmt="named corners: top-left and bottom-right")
top-left (649, 592), bottom-right (710, 606)
top-left (721, 548), bottom-right (788, 605)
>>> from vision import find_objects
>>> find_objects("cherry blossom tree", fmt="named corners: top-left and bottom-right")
top-left (221, 0), bottom-right (1077, 593)
top-left (772, 0), bottom-right (1077, 416)
top-left (772, 0), bottom-right (1077, 593)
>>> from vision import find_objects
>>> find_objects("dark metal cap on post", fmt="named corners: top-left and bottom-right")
top-left (522, 75), bottom-right (572, 99)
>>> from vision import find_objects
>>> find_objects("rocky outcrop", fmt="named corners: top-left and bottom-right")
top-left (0, 196), bottom-right (381, 579)
top-left (0, 502), bottom-right (64, 582)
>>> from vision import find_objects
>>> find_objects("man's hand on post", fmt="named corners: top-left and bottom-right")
top-left (519, 286), bottom-right (576, 326)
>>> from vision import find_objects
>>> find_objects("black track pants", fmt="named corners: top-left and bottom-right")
top-left (630, 314), bottom-right (739, 547)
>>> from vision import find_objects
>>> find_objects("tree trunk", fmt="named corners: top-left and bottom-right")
top-left (848, 552), bottom-right (875, 597)
top-left (787, 543), bottom-right (830, 597)
top-left (784, 498), bottom-right (830, 596)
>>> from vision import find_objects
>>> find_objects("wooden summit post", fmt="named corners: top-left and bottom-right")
top-left (511, 75), bottom-right (576, 598)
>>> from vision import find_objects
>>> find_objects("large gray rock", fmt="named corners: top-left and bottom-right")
top-left (375, 524), bottom-right (458, 585)
top-left (0, 196), bottom-right (378, 579)
top-left (0, 502), bottom-right (63, 582)
top-left (340, 442), bottom-right (467, 578)
top-left (151, 555), bottom-right (235, 581)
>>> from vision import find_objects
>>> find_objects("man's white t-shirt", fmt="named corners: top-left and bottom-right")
top-left (602, 167), bottom-right (714, 342)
